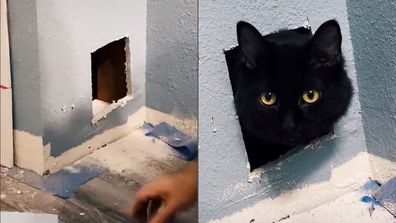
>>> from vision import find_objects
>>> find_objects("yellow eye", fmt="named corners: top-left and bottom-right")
top-left (260, 92), bottom-right (277, 106)
top-left (302, 90), bottom-right (320, 104)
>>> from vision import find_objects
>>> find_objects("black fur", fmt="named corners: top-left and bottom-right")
top-left (225, 20), bottom-right (352, 171)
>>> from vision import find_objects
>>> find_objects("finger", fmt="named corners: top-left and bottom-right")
top-left (132, 187), bottom-right (161, 217)
top-left (149, 203), bottom-right (177, 223)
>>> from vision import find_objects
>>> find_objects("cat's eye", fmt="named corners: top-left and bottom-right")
top-left (259, 92), bottom-right (277, 106)
top-left (302, 90), bottom-right (320, 104)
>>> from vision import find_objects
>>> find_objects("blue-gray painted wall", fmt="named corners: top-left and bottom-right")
top-left (8, 0), bottom-right (197, 157)
top-left (8, 0), bottom-right (146, 156)
top-left (347, 0), bottom-right (396, 162)
top-left (7, 0), bottom-right (43, 137)
top-left (146, 0), bottom-right (198, 118)
top-left (198, 0), bottom-right (367, 222)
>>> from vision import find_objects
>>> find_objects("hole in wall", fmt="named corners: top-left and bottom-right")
top-left (91, 37), bottom-right (132, 121)
top-left (224, 46), bottom-right (335, 174)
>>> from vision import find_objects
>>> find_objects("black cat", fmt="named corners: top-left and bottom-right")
top-left (225, 20), bottom-right (353, 171)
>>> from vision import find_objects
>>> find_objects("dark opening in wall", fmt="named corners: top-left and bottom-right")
top-left (91, 37), bottom-right (130, 118)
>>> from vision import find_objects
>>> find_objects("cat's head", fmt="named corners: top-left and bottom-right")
top-left (229, 20), bottom-right (352, 146)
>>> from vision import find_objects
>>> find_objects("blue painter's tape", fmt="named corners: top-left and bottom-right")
top-left (144, 122), bottom-right (198, 161)
top-left (361, 196), bottom-right (381, 206)
top-left (361, 180), bottom-right (381, 191)
top-left (374, 177), bottom-right (396, 217)
top-left (42, 164), bottom-right (106, 198)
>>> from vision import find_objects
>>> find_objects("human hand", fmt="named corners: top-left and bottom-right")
top-left (132, 162), bottom-right (198, 223)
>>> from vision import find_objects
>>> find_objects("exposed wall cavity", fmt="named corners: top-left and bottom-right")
top-left (8, 0), bottom-right (147, 159)
top-left (92, 37), bottom-right (129, 104)
top-left (91, 37), bottom-right (132, 122)
top-left (199, 0), bottom-right (367, 222)
top-left (346, 1), bottom-right (396, 169)
top-left (146, 0), bottom-right (198, 120)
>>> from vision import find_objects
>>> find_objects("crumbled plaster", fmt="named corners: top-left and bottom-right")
top-left (90, 36), bottom-right (133, 123)
top-left (124, 37), bottom-right (132, 96)
top-left (368, 155), bottom-right (396, 184)
top-left (91, 95), bottom-right (133, 124)
top-left (209, 152), bottom-right (395, 223)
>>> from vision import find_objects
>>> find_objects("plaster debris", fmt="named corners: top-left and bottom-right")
top-left (248, 167), bottom-right (265, 183)
top-left (302, 17), bottom-right (311, 30)
top-left (275, 162), bottom-right (283, 171)
top-left (91, 95), bottom-right (133, 123)
top-left (223, 45), bottom-right (237, 52)
top-left (304, 131), bottom-right (337, 150)
top-left (368, 204), bottom-right (375, 216)
top-left (79, 212), bottom-right (85, 216)
top-left (0, 193), bottom-right (6, 199)
top-left (277, 215), bottom-right (290, 222)
top-left (62, 165), bottom-right (81, 174)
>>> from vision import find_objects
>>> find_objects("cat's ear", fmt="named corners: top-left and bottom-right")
top-left (309, 20), bottom-right (342, 67)
top-left (237, 21), bottom-right (266, 69)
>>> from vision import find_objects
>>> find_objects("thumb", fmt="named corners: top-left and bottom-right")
top-left (149, 202), bottom-right (178, 223)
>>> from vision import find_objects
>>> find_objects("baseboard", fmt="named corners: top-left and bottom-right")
top-left (13, 106), bottom-right (197, 175)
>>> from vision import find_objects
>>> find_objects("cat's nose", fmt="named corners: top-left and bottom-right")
top-left (282, 112), bottom-right (298, 134)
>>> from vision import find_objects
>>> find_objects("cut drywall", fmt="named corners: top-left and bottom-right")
top-left (91, 37), bottom-right (133, 122)
top-left (92, 37), bottom-right (129, 104)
